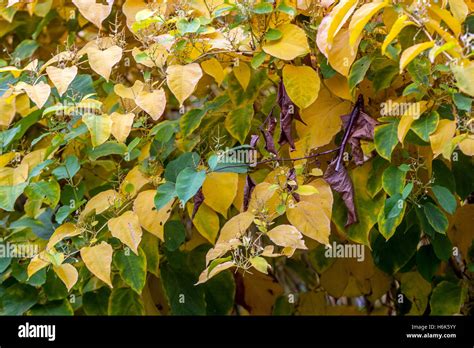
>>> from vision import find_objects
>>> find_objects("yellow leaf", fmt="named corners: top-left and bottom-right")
top-left (287, 201), bottom-right (331, 244)
top-left (248, 182), bottom-right (280, 217)
top-left (47, 223), bottom-right (81, 250)
top-left (0, 93), bottom-right (16, 128)
top-left (80, 242), bottom-right (113, 287)
top-left (107, 210), bottom-right (142, 254)
top-left (202, 172), bottom-right (238, 217)
top-left (0, 153), bottom-right (16, 167)
top-left (458, 135), bottom-right (474, 156)
top-left (123, 0), bottom-right (147, 28)
top-left (46, 66), bottom-right (77, 97)
top-left (72, 0), bottom-right (113, 28)
top-left (399, 41), bottom-right (435, 73)
top-left (27, 251), bottom-right (50, 278)
top-left (448, 0), bottom-right (469, 23)
top-left (233, 62), bottom-right (251, 90)
top-left (187, 202), bottom-right (219, 244)
top-left (328, 28), bottom-right (360, 76)
top-left (301, 178), bottom-right (333, 217)
top-left (294, 184), bottom-right (319, 196)
top-left (262, 23), bottom-right (310, 61)
top-left (349, 0), bottom-right (389, 47)
top-left (166, 63), bottom-right (203, 106)
top-left (250, 256), bottom-right (270, 274)
top-left (82, 113), bottom-right (113, 147)
top-left (196, 261), bottom-right (234, 285)
top-left (120, 165), bottom-right (149, 197)
top-left (324, 74), bottom-right (352, 100)
top-left (429, 4), bottom-right (461, 37)
top-left (81, 189), bottom-right (120, 218)
top-left (110, 112), bottom-right (134, 143)
top-left (53, 263), bottom-right (78, 291)
top-left (87, 45), bottom-right (122, 81)
top-left (397, 101), bottom-right (429, 143)
top-left (114, 80), bottom-right (144, 99)
top-left (326, 0), bottom-right (359, 48)
top-left (316, 15), bottom-right (332, 57)
top-left (282, 65), bottom-right (320, 109)
top-left (381, 15), bottom-right (416, 55)
top-left (266, 224), bottom-right (307, 250)
top-left (217, 211), bottom-right (254, 245)
top-left (133, 190), bottom-right (173, 240)
top-left (297, 85), bottom-right (350, 149)
top-left (430, 119), bottom-right (456, 159)
top-left (201, 58), bottom-right (225, 86)
top-left (136, 88), bottom-right (166, 120)
top-left (22, 81), bottom-right (51, 109)
top-left (0, 163), bottom-right (29, 185)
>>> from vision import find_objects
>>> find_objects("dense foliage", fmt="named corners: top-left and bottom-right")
top-left (0, 0), bottom-right (473, 316)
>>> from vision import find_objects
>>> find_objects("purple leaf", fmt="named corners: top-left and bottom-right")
top-left (286, 168), bottom-right (300, 202)
top-left (243, 174), bottom-right (256, 211)
top-left (341, 108), bottom-right (377, 165)
top-left (277, 81), bottom-right (305, 151)
top-left (192, 188), bottom-right (204, 219)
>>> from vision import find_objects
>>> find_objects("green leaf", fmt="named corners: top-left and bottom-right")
top-left (12, 39), bottom-right (39, 62)
top-left (141, 232), bottom-right (160, 277)
top-left (251, 52), bottom-right (267, 69)
top-left (452, 93), bottom-right (472, 112)
top-left (28, 300), bottom-right (74, 315)
top-left (52, 155), bottom-right (80, 180)
top-left (114, 248), bottom-right (147, 294)
top-left (164, 220), bottom-right (186, 252)
top-left (431, 233), bottom-right (453, 261)
top-left (87, 141), bottom-right (127, 161)
top-left (164, 152), bottom-right (200, 182)
top-left (253, 2), bottom-right (273, 14)
top-left (265, 28), bottom-right (282, 41)
top-left (348, 56), bottom-right (372, 91)
top-left (431, 185), bottom-right (456, 214)
top-left (175, 168), bottom-right (206, 204)
top-left (372, 224), bottom-right (420, 274)
top-left (0, 283), bottom-right (38, 315)
top-left (372, 64), bottom-right (398, 92)
top-left (374, 121), bottom-right (399, 161)
top-left (176, 18), bottom-right (201, 34)
top-left (452, 152), bottom-right (474, 200)
top-left (180, 109), bottom-right (206, 137)
top-left (423, 202), bottom-right (449, 234)
top-left (83, 287), bottom-right (110, 315)
top-left (154, 182), bottom-right (176, 210)
top-left (411, 111), bottom-right (439, 142)
top-left (430, 281), bottom-right (467, 315)
top-left (225, 104), bottom-right (254, 144)
top-left (108, 287), bottom-right (145, 315)
top-left (416, 245), bottom-right (440, 281)
top-left (378, 194), bottom-right (406, 240)
top-left (382, 165), bottom-right (406, 196)
top-left (0, 182), bottom-right (28, 212)
top-left (204, 271), bottom-right (235, 315)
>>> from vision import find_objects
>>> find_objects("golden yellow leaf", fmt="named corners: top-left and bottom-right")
top-left (87, 45), bottom-right (122, 81)
top-left (458, 135), bottom-right (474, 156)
top-left (297, 86), bottom-right (350, 149)
top-left (81, 242), bottom-right (113, 287)
top-left (114, 80), bottom-right (144, 99)
top-left (282, 65), bottom-right (320, 109)
top-left (381, 15), bottom-right (416, 55)
top-left (123, 0), bottom-right (147, 28)
top-left (430, 119), bottom-right (456, 159)
top-left (326, 0), bottom-right (359, 48)
top-left (248, 182), bottom-right (280, 217)
top-left (0, 163), bottom-right (29, 185)
top-left (22, 81), bottom-right (51, 109)
top-left (324, 74), bottom-right (352, 100)
top-left (217, 211), bottom-right (255, 244)
top-left (81, 189), bottom-right (120, 218)
top-left (27, 251), bottom-right (50, 278)
top-left (53, 263), bottom-right (78, 291)
top-left (136, 88), bottom-right (166, 121)
top-left (266, 224), bottom-right (307, 250)
top-left (201, 58), bottom-right (225, 86)
top-left (429, 4), bottom-right (461, 37)
top-left (349, 0), bottom-right (389, 47)
top-left (399, 41), bottom-right (435, 73)
top-left (133, 190), bottom-right (173, 240)
top-left (233, 62), bottom-right (251, 90)
top-left (0, 93), bottom-right (16, 128)
top-left (328, 28), bottom-right (361, 76)
top-left (196, 261), bottom-right (235, 285)
top-left (47, 223), bottom-right (81, 250)
top-left (166, 63), bottom-right (203, 106)
top-left (72, 0), bottom-right (113, 28)
top-left (202, 172), bottom-right (238, 217)
top-left (300, 178), bottom-right (333, 217)
top-left (82, 113), bottom-right (112, 147)
top-left (451, 61), bottom-right (474, 96)
top-left (120, 165), bottom-right (149, 197)
top-left (287, 201), bottom-right (330, 245)
top-left (46, 66), bottom-right (77, 97)
top-left (397, 101), bottom-right (429, 143)
top-left (107, 210), bottom-right (143, 254)
top-left (262, 23), bottom-right (310, 61)
top-left (187, 202), bottom-right (219, 244)
top-left (448, 0), bottom-right (469, 23)
top-left (110, 112), bottom-right (134, 143)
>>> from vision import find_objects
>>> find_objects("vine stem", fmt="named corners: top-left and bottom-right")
top-left (335, 95), bottom-right (363, 172)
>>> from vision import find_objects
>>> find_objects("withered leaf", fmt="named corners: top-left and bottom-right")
top-left (192, 188), bottom-right (204, 219)
top-left (243, 174), bottom-right (256, 212)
